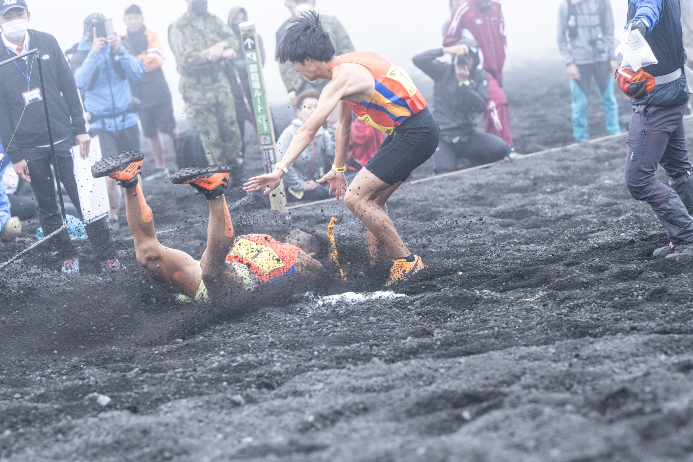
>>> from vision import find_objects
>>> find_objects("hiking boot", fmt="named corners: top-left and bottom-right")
top-left (665, 243), bottom-right (693, 259)
top-left (101, 257), bottom-right (123, 273)
top-left (61, 257), bottom-right (79, 275)
top-left (91, 151), bottom-right (145, 188)
top-left (385, 255), bottom-right (424, 287)
top-left (144, 167), bottom-right (170, 181)
top-left (653, 242), bottom-right (675, 258)
top-left (171, 166), bottom-right (230, 200)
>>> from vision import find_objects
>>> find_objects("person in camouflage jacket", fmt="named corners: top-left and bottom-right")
top-left (169, 0), bottom-right (243, 176)
top-left (275, 0), bottom-right (354, 98)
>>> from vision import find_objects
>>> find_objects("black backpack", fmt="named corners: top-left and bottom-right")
top-left (173, 130), bottom-right (209, 170)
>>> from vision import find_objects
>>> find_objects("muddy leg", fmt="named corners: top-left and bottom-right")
top-left (200, 196), bottom-right (238, 297)
top-left (124, 184), bottom-right (202, 297)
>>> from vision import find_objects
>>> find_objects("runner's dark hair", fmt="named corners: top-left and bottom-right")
top-left (276, 11), bottom-right (335, 64)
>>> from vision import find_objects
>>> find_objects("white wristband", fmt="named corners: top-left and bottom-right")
top-left (275, 163), bottom-right (288, 174)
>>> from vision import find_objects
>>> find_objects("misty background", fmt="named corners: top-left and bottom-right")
top-left (24, 0), bottom-right (630, 121)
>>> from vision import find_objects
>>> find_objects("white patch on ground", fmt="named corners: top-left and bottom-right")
top-left (317, 292), bottom-right (406, 306)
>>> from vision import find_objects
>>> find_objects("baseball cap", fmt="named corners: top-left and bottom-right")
top-left (83, 12), bottom-right (107, 33)
top-left (0, 0), bottom-right (28, 16)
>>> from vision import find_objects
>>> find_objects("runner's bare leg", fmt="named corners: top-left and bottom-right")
top-left (200, 196), bottom-right (240, 297)
top-left (366, 181), bottom-right (402, 263)
top-left (124, 184), bottom-right (202, 297)
top-left (344, 168), bottom-right (410, 260)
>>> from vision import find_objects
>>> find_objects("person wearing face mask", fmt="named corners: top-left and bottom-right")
top-left (0, 0), bottom-right (120, 274)
top-left (276, 0), bottom-right (354, 100)
top-left (122, 4), bottom-right (178, 181)
top-left (278, 90), bottom-right (335, 202)
top-left (443, 0), bottom-right (516, 156)
top-left (226, 6), bottom-right (265, 156)
top-left (169, 0), bottom-right (244, 187)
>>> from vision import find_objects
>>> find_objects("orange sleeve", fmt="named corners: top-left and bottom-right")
top-left (140, 29), bottom-right (164, 73)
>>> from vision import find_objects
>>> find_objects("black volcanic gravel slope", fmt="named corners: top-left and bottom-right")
top-left (2, 60), bottom-right (693, 461)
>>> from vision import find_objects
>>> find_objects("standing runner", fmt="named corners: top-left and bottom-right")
top-left (244, 12), bottom-right (440, 286)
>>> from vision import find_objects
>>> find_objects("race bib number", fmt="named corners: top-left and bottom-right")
top-left (386, 65), bottom-right (418, 98)
top-left (359, 114), bottom-right (394, 135)
top-left (230, 238), bottom-right (284, 275)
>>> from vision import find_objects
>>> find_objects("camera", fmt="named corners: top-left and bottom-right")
top-left (455, 54), bottom-right (472, 69)
top-left (93, 19), bottom-right (114, 39)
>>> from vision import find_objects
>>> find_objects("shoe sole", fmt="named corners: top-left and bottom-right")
top-left (170, 166), bottom-right (232, 185)
top-left (91, 151), bottom-right (145, 179)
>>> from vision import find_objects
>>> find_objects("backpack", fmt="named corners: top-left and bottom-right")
top-left (566, 0), bottom-right (608, 41)
top-left (173, 130), bottom-right (209, 170)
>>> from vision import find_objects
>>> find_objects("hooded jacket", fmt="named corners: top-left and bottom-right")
top-left (443, 0), bottom-right (506, 86)
top-left (557, 0), bottom-right (616, 66)
top-left (277, 119), bottom-right (334, 191)
top-left (627, 0), bottom-right (689, 107)
top-left (73, 37), bottom-right (144, 131)
top-left (413, 48), bottom-right (489, 141)
top-left (0, 30), bottom-right (87, 163)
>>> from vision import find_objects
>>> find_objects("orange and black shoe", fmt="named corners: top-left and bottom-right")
top-left (170, 166), bottom-right (231, 200)
top-left (384, 255), bottom-right (425, 287)
top-left (91, 151), bottom-right (144, 188)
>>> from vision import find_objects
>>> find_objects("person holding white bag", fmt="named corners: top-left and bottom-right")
top-left (619, 0), bottom-right (693, 259)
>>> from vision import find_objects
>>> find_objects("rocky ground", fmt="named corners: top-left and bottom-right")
top-left (3, 59), bottom-right (693, 461)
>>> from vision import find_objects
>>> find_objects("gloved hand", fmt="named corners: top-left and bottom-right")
top-left (626, 17), bottom-right (649, 36)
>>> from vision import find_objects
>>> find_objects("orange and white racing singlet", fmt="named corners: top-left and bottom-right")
top-left (226, 234), bottom-right (301, 284)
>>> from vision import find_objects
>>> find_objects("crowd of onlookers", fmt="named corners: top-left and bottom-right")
top-left (6, 0), bottom-right (684, 273)
top-left (0, 0), bottom-right (519, 273)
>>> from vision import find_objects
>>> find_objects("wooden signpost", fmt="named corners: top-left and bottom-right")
top-left (238, 21), bottom-right (287, 213)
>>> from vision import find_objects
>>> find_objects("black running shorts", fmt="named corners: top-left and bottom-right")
top-left (364, 107), bottom-right (440, 185)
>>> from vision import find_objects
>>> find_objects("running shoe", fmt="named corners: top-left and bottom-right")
top-left (171, 166), bottom-right (230, 200)
top-left (144, 167), bottom-right (170, 181)
top-left (91, 151), bottom-right (145, 188)
top-left (61, 257), bottom-right (79, 275)
top-left (101, 257), bottom-right (123, 273)
top-left (504, 147), bottom-right (520, 162)
top-left (653, 242), bottom-right (675, 258)
top-left (384, 255), bottom-right (425, 287)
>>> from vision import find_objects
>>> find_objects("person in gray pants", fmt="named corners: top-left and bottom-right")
top-left (623, 0), bottom-right (693, 258)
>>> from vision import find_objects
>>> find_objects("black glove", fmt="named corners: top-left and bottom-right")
top-left (626, 17), bottom-right (649, 36)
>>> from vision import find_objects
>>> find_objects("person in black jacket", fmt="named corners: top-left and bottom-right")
top-left (0, 0), bottom-right (119, 274)
top-left (413, 43), bottom-right (510, 174)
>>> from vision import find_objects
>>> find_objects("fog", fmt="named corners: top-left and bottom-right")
top-left (23, 0), bottom-right (630, 119)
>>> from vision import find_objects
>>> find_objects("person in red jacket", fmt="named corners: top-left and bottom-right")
top-left (443, 0), bottom-right (515, 152)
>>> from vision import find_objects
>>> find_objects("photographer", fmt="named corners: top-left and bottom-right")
top-left (557, 0), bottom-right (620, 141)
top-left (413, 44), bottom-right (509, 174)
top-left (0, 1), bottom-right (118, 273)
top-left (73, 13), bottom-right (144, 231)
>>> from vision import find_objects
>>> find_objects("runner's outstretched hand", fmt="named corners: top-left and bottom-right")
top-left (317, 170), bottom-right (347, 201)
top-left (244, 171), bottom-right (282, 195)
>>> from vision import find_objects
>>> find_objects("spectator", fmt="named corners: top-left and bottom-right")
top-left (0, 1), bottom-right (119, 273)
top-left (279, 90), bottom-right (335, 202)
top-left (0, 157), bottom-right (20, 243)
top-left (226, 6), bottom-right (265, 154)
top-left (122, 4), bottom-right (179, 181)
top-left (623, 1), bottom-right (693, 259)
top-left (443, 0), bottom-right (515, 153)
top-left (414, 43), bottom-right (509, 174)
top-left (557, 0), bottom-right (620, 141)
top-left (169, 0), bottom-right (244, 185)
top-left (276, 0), bottom-right (354, 100)
top-left (73, 12), bottom-right (145, 231)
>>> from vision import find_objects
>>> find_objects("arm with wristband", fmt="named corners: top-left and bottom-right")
top-left (244, 74), bottom-right (349, 199)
